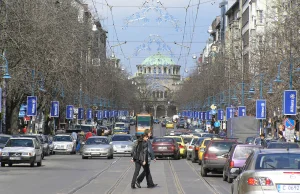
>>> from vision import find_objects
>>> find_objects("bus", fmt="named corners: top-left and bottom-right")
top-left (135, 113), bottom-right (153, 138)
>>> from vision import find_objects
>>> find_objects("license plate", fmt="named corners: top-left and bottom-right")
top-left (91, 152), bottom-right (100, 155)
top-left (158, 147), bottom-right (167, 150)
top-left (277, 185), bottom-right (300, 192)
top-left (10, 157), bottom-right (21, 160)
top-left (121, 146), bottom-right (126, 148)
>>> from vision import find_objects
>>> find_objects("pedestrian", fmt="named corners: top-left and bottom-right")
top-left (136, 129), bottom-right (157, 188)
top-left (277, 131), bottom-right (286, 142)
top-left (131, 134), bottom-right (156, 189)
top-left (260, 133), bottom-right (268, 148)
top-left (214, 120), bottom-right (221, 134)
top-left (85, 131), bottom-right (93, 140)
top-left (22, 126), bottom-right (27, 134)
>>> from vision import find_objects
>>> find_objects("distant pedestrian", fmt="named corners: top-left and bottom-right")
top-left (277, 131), bottom-right (286, 142)
top-left (214, 120), bottom-right (221, 134)
top-left (22, 127), bottom-right (27, 134)
top-left (85, 131), bottom-right (93, 140)
top-left (131, 134), bottom-right (156, 189)
top-left (260, 133), bottom-right (268, 148)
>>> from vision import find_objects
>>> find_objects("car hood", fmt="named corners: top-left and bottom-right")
top-left (2, 147), bottom-right (35, 152)
top-left (0, 143), bottom-right (5, 149)
top-left (111, 141), bottom-right (133, 146)
top-left (84, 144), bottom-right (111, 149)
top-left (53, 141), bottom-right (73, 145)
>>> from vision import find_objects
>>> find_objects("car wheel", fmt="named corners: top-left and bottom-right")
top-left (201, 164), bottom-right (207, 177)
top-left (82, 156), bottom-right (88, 159)
top-left (8, 163), bottom-right (12, 167)
top-left (30, 161), bottom-right (34, 167)
top-left (198, 159), bottom-right (202, 165)
top-left (37, 159), bottom-right (42, 167)
top-left (191, 156), bottom-right (197, 163)
top-left (1, 163), bottom-right (5, 167)
top-left (227, 174), bottom-right (233, 183)
top-left (46, 148), bottom-right (50, 156)
top-left (52, 151), bottom-right (55, 155)
top-left (222, 171), bottom-right (228, 181)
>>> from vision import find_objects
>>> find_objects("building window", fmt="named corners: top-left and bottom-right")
top-left (140, 67), bottom-right (143, 73)
top-left (165, 91), bottom-right (167, 98)
top-left (259, 10), bottom-right (263, 23)
top-left (156, 91), bottom-right (159, 98)
top-left (168, 68), bottom-right (171, 74)
top-left (160, 91), bottom-right (164, 98)
top-left (158, 67), bottom-right (161, 74)
top-left (258, 36), bottom-right (263, 44)
top-left (164, 67), bottom-right (167, 74)
top-left (153, 67), bottom-right (156, 74)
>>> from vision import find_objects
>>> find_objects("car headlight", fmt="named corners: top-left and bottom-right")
top-left (43, 144), bottom-right (47, 148)
top-left (67, 144), bottom-right (73, 149)
top-left (84, 148), bottom-right (91, 151)
top-left (22, 152), bottom-right (35, 156)
top-left (1, 152), bottom-right (9, 156)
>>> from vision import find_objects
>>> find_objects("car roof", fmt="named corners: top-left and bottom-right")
top-left (115, 122), bottom-right (125, 124)
top-left (10, 137), bottom-right (35, 140)
top-left (165, 136), bottom-right (182, 138)
top-left (0, 134), bottom-right (12, 137)
top-left (112, 134), bottom-right (132, 136)
top-left (268, 142), bottom-right (298, 145)
top-left (55, 134), bottom-right (71, 136)
top-left (210, 139), bottom-right (237, 142)
top-left (257, 149), bottom-right (300, 154)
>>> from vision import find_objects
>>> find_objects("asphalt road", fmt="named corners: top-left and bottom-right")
top-left (0, 124), bottom-right (231, 194)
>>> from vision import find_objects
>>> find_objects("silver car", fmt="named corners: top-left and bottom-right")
top-left (82, 136), bottom-right (113, 159)
top-left (232, 149), bottom-right (300, 194)
top-left (111, 134), bottom-right (134, 155)
top-left (0, 137), bottom-right (43, 167)
top-left (186, 137), bottom-right (199, 160)
top-left (0, 134), bottom-right (11, 152)
top-left (53, 134), bottom-right (76, 154)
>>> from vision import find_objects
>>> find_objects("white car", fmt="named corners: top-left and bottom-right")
top-left (0, 137), bottom-right (43, 167)
top-left (111, 134), bottom-right (134, 155)
top-left (53, 134), bottom-right (76, 154)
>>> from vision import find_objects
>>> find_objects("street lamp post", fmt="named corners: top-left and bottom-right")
top-left (0, 53), bottom-right (11, 134)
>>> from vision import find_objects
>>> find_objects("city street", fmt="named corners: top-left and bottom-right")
top-left (0, 124), bottom-right (231, 194)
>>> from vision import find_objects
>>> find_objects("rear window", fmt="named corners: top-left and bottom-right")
top-left (153, 138), bottom-right (173, 143)
top-left (246, 137), bottom-right (255, 143)
top-left (255, 153), bottom-right (300, 170)
top-left (233, 146), bottom-right (259, 159)
top-left (267, 143), bottom-right (299, 149)
top-left (209, 141), bottom-right (235, 151)
top-left (204, 140), bottom-right (211, 147)
top-left (183, 137), bottom-right (192, 143)
top-left (172, 137), bottom-right (182, 143)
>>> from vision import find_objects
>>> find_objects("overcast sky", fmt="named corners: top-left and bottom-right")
top-left (85, 0), bottom-right (220, 76)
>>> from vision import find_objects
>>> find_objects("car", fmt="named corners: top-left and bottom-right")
top-left (153, 119), bottom-right (159, 124)
top-left (194, 128), bottom-right (205, 133)
top-left (245, 136), bottom-right (257, 144)
top-left (267, 142), bottom-right (300, 149)
top-left (165, 136), bottom-right (186, 158)
top-left (111, 134), bottom-right (134, 155)
top-left (166, 121), bottom-right (174, 129)
top-left (130, 119), bottom-right (136, 126)
top-left (47, 135), bottom-right (54, 154)
top-left (177, 120), bottom-right (186, 128)
top-left (222, 144), bottom-right (261, 183)
top-left (52, 134), bottom-right (76, 154)
top-left (161, 120), bottom-right (167, 127)
top-left (21, 134), bottom-right (47, 158)
top-left (190, 137), bottom-right (209, 163)
top-left (186, 137), bottom-right (199, 160)
top-left (0, 137), bottom-right (43, 167)
top-left (232, 149), bottom-right (300, 194)
top-left (82, 136), bottom-right (113, 159)
top-left (202, 133), bottom-right (219, 138)
top-left (200, 139), bottom-right (237, 177)
top-left (113, 122), bottom-right (129, 134)
top-left (0, 134), bottom-right (11, 152)
top-left (152, 137), bottom-right (180, 159)
top-left (197, 138), bottom-right (213, 165)
top-left (71, 124), bottom-right (96, 133)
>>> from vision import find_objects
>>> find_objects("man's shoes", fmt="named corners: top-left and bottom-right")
top-left (131, 186), bottom-right (136, 189)
top-left (147, 184), bottom-right (158, 188)
top-left (136, 181), bottom-right (141, 188)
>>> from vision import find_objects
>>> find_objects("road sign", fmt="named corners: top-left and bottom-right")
top-left (283, 90), bottom-right (297, 115)
top-left (226, 107), bottom-right (234, 120)
top-left (256, 100), bottom-right (266, 119)
top-left (50, 101), bottom-right (59, 117)
top-left (217, 109), bottom-right (223, 121)
top-left (66, 105), bottom-right (74, 120)
top-left (27, 96), bottom-right (37, 116)
top-left (238, 106), bottom-right (246, 117)
top-left (24, 116), bottom-right (30, 121)
top-left (86, 108), bottom-right (92, 120)
top-left (78, 108), bottom-right (84, 120)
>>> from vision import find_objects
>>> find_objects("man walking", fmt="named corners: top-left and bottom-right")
top-left (136, 129), bottom-right (157, 188)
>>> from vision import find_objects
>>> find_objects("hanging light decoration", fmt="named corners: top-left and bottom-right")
top-left (123, 0), bottom-right (180, 31)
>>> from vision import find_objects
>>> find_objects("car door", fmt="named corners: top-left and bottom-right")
top-left (224, 145), bottom-right (235, 174)
top-left (34, 139), bottom-right (42, 160)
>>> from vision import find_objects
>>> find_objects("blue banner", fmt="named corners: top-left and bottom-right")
top-left (66, 105), bottom-right (74, 119)
top-left (226, 107), bottom-right (234, 120)
top-left (238, 106), bottom-right (246, 117)
top-left (104, 110), bottom-right (108, 118)
top-left (194, 111), bottom-right (198, 119)
top-left (50, 101), bottom-right (59, 117)
top-left (18, 103), bottom-right (27, 118)
top-left (109, 110), bottom-right (114, 118)
top-left (182, 111), bottom-right (186, 117)
top-left (27, 96), bottom-right (37, 116)
top-left (114, 110), bottom-right (118, 117)
top-left (78, 108), bottom-right (84, 120)
top-left (203, 111), bottom-right (207, 120)
top-left (206, 111), bottom-right (210, 120)
top-left (283, 90), bottom-right (297, 115)
top-left (208, 111), bottom-right (212, 120)
top-left (86, 108), bottom-right (92, 120)
top-left (217, 109), bottom-right (224, 121)
top-left (99, 110), bottom-right (103, 119)
top-left (256, 100), bottom-right (266, 119)
top-left (95, 110), bottom-right (99, 119)
top-left (197, 111), bottom-right (201, 119)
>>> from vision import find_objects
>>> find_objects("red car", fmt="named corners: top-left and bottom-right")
top-left (152, 137), bottom-right (180, 160)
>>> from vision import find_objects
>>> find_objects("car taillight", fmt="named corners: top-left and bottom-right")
top-left (247, 177), bottom-right (273, 186)
top-left (179, 144), bottom-right (184, 149)
top-left (189, 146), bottom-right (193, 149)
top-left (195, 147), bottom-right (199, 151)
top-left (230, 161), bottom-right (234, 168)
top-left (204, 152), bottom-right (216, 160)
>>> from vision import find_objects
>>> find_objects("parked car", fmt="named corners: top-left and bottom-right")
top-left (267, 142), bottom-right (300, 149)
top-left (232, 149), bottom-right (300, 194)
top-left (0, 137), bottom-right (43, 167)
top-left (82, 136), bottom-right (113, 159)
top-left (0, 134), bottom-right (11, 151)
top-left (152, 137), bottom-right (180, 159)
top-left (111, 134), bottom-right (134, 155)
top-left (201, 139), bottom-right (237, 177)
top-left (222, 144), bottom-right (261, 183)
top-left (53, 134), bottom-right (76, 154)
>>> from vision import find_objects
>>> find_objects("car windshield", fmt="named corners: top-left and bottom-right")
top-left (53, 136), bottom-right (72, 142)
top-left (6, 139), bottom-right (34, 147)
top-left (137, 116), bottom-right (151, 127)
top-left (115, 124), bottom-right (125, 128)
top-left (111, 136), bottom-right (131, 141)
top-left (86, 138), bottom-right (108, 145)
top-left (183, 137), bottom-right (192, 143)
top-left (246, 137), bottom-right (255, 144)
top-left (267, 143), bottom-right (299, 149)
top-left (172, 137), bottom-right (182, 143)
top-left (153, 138), bottom-right (173, 143)
top-left (0, 136), bottom-right (10, 144)
top-left (74, 125), bottom-right (93, 133)
top-left (255, 153), bottom-right (300, 170)
top-left (209, 141), bottom-right (236, 152)
top-left (233, 146), bottom-right (259, 159)
top-left (202, 134), bottom-right (216, 138)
